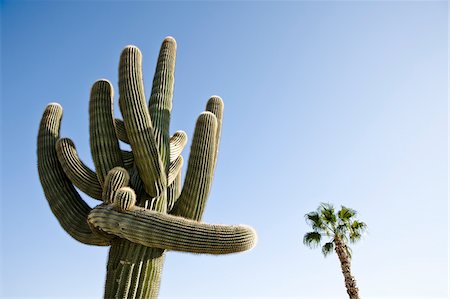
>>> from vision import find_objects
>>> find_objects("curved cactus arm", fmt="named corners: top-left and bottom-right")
top-left (102, 167), bottom-right (130, 204)
top-left (171, 112), bottom-right (217, 221)
top-left (56, 138), bottom-right (103, 200)
top-left (149, 36), bottom-right (177, 172)
top-left (113, 187), bottom-right (136, 211)
top-left (88, 204), bottom-right (257, 254)
top-left (169, 130), bottom-right (187, 162)
top-left (167, 173), bottom-right (181, 212)
top-left (205, 96), bottom-right (224, 167)
top-left (37, 103), bottom-right (110, 246)
top-left (118, 45), bottom-right (167, 204)
top-left (121, 150), bottom-right (134, 169)
top-left (167, 155), bottom-right (183, 186)
top-left (114, 120), bottom-right (187, 164)
top-left (114, 118), bottom-right (129, 144)
top-left (90, 80), bottom-right (124, 184)
top-left (129, 166), bottom-right (145, 198)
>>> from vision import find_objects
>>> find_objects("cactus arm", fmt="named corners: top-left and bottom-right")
top-left (171, 112), bottom-right (217, 220)
top-left (165, 131), bottom-right (185, 210)
top-left (121, 150), bottom-right (134, 169)
top-left (37, 103), bottom-right (110, 246)
top-left (169, 130), bottom-right (187, 162)
top-left (88, 204), bottom-right (257, 254)
top-left (167, 155), bottom-right (183, 186)
top-left (89, 80), bottom-right (124, 184)
top-left (205, 96), bottom-right (224, 168)
top-left (118, 46), bottom-right (167, 203)
top-left (129, 166), bottom-right (145, 199)
top-left (149, 37), bottom-right (177, 172)
top-left (114, 118), bottom-right (129, 144)
top-left (167, 173), bottom-right (181, 212)
top-left (55, 138), bottom-right (103, 200)
top-left (102, 167), bottom-right (130, 204)
top-left (170, 98), bottom-right (222, 217)
top-left (113, 187), bottom-right (136, 211)
top-left (114, 119), bottom-right (187, 165)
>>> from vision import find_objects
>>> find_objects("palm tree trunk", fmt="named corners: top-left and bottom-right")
top-left (334, 237), bottom-right (360, 299)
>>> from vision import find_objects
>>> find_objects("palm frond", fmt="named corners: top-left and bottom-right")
top-left (338, 206), bottom-right (356, 222)
top-left (349, 231), bottom-right (363, 243)
top-left (319, 203), bottom-right (337, 225)
top-left (305, 211), bottom-right (320, 223)
top-left (351, 220), bottom-right (367, 232)
top-left (305, 211), bottom-right (326, 232)
top-left (349, 220), bottom-right (367, 243)
top-left (303, 231), bottom-right (322, 248)
top-left (321, 242), bottom-right (334, 257)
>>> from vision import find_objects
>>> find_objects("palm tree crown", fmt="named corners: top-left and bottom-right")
top-left (303, 203), bottom-right (367, 257)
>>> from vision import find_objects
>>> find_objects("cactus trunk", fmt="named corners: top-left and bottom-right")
top-left (105, 240), bottom-right (164, 299)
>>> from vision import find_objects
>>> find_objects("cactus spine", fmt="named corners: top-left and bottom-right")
top-left (37, 37), bottom-right (256, 298)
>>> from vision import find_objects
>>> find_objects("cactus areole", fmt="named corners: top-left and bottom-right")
top-left (37, 37), bottom-right (257, 298)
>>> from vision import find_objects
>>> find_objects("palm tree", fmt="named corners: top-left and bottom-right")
top-left (303, 203), bottom-right (367, 299)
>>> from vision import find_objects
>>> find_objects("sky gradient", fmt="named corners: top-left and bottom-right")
top-left (1, 1), bottom-right (448, 298)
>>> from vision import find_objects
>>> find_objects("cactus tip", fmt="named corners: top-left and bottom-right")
top-left (163, 36), bottom-right (176, 44)
top-left (208, 95), bottom-right (223, 103)
top-left (242, 224), bottom-right (258, 250)
top-left (175, 130), bottom-right (187, 138)
top-left (206, 96), bottom-right (224, 110)
top-left (123, 44), bottom-right (138, 50)
top-left (114, 187), bottom-right (137, 211)
top-left (94, 78), bottom-right (112, 85)
top-left (209, 95), bottom-right (222, 100)
top-left (45, 102), bottom-right (63, 115)
top-left (47, 102), bottom-right (62, 109)
top-left (57, 137), bottom-right (75, 147)
top-left (121, 45), bottom-right (142, 56)
top-left (198, 111), bottom-right (217, 120)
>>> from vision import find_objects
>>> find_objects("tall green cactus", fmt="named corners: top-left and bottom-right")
top-left (37, 37), bottom-right (257, 298)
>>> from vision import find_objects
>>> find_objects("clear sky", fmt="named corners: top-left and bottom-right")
top-left (1, 1), bottom-right (448, 298)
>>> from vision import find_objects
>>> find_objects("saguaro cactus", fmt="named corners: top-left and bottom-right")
top-left (37, 37), bottom-right (257, 298)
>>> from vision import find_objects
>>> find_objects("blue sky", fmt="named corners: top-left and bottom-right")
top-left (1, 1), bottom-right (448, 298)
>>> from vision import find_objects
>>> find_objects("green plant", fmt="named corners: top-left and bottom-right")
top-left (37, 36), bottom-right (257, 298)
top-left (303, 203), bottom-right (366, 299)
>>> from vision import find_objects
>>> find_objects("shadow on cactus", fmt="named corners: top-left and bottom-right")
top-left (37, 36), bottom-right (257, 298)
